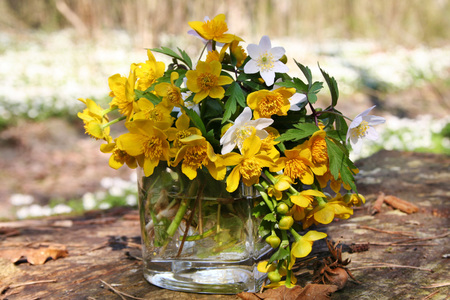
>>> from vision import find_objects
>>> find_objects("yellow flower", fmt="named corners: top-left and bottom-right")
top-left (116, 119), bottom-right (170, 177)
top-left (289, 230), bottom-right (327, 269)
top-left (166, 113), bottom-right (202, 157)
top-left (302, 193), bottom-right (353, 229)
top-left (205, 50), bottom-right (221, 63)
top-left (188, 14), bottom-right (243, 44)
top-left (230, 40), bottom-right (247, 67)
top-left (172, 135), bottom-right (226, 180)
top-left (290, 189), bottom-right (326, 208)
top-left (186, 60), bottom-right (233, 103)
top-left (316, 170), bottom-right (352, 193)
top-left (275, 147), bottom-right (314, 185)
top-left (108, 68), bottom-right (137, 120)
top-left (133, 98), bottom-right (174, 130)
top-left (77, 98), bottom-right (111, 140)
top-left (222, 134), bottom-right (276, 192)
top-left (267, 174), bottom-right (294, 200)
top-left (134, 50), bottom-right (165, 91)
top-left (260, 127), bottom-right (281, 161)
top-left (247, 87), bottom-right (296, 119)
top-left (301, 129), bottom-right (328, 176)
top-left (344, 193), bottom-right (366, 206)
top-left (154, 72), bottom-right (183, 109)
top-left (100, 140), bottom-right (137, 170)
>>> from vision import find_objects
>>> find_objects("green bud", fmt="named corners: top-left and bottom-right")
top-left (278, 215), bottom-right (294, 230)
top-left (276, 203), bottom-right (289, 215)
top-left (265, 235), bottom-right (281, 249)
top-left (268, 270), bottom-right (281, 283)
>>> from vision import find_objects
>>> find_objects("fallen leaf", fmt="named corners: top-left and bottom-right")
top-left (237, 284), bottom-right (338, 300)
top-left (383, 195), bottom-right (419, 214)
top-left (0, 245), bottom-right (68, 265)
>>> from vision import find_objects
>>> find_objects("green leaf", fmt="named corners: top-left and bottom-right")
top-left (183, 106), bottom-right (206, 136)
top-left (294, 60), bottom-right (312, 84)
top-left (134, 89), bottom-right (161, 105)
top-left (268, 245), bottom-right (290, 264)
top-left (222, 95), bottom-right (237, 124)
top-left (226, 81), bottom-right (246, 107)
top-left (263, 212), bottom-right (277, 222)
top-left (178, 47), bottom-right (192, 69)
top-left (325, 137), bottom-right (357, 191)
top-left (319, 65), bottom-right (339, 107)
top-left (150, 47), bottom-right (192, 69)
top-left (276, 123), bottom-right (319, 142)
top-left (258, 220), bottom-right (272, 238)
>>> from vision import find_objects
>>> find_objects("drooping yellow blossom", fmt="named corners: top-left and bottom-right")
top-left (166, 113), bottom-right (202, 157)
top-left (316, 170), bottom-right (352, 193)
top-left (133, 98), bottom-right (174, 130)
top-left (289, 230), bottom-right (327, 269)
top-left (267, 174), bottom-right (294, 200)
top-left (172, 135), bottom-right (226, 180)
top-left (154, 72), bottom-right (183, 109)
top-left (188, 14), bottom-right (243, 44)
top-left (247, 87), bottom-right (296, 119)
top-left (134, 50), bottom-right (165, 91)
top-left (77, 98), bottom-right (111, 140)
top-left (290, 189), bottom-right (326, 208)
top-left (108, 68), bottom-right (137, 120)
top-left (100, 140), bottom-right (137, 170)
top-left (186, 60), bottom-right (233, 103)
top-left (301, 129), bottom-right (328, 176)
top-left (260, 127), bottom-right (281, 161)
top-left (206, 50), bottom-right (221, 63)
top-left (222, 134), bottom-right (276, 192)
top-left (116, 120), bottom-right (170, 177)
top-left (274, 147), bottom-right (314, 185)
top-left (230, 40), bottom-right (247, 67)
top-left (302, 193), bottom-right (353, 229)
top-left (343, 193), bottom-right (366, 207)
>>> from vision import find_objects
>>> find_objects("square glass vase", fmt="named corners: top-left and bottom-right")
top-left (137, 163), bottom-right (271, 294)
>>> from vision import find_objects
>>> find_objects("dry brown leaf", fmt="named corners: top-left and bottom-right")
top-left (237, 284), bottom-right (338, 300)
top-left (383, 195), bottom-right (419, 213)
top-left (0, 245), bottom-right (68, 265)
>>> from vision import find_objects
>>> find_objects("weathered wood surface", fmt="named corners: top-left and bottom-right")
top-left (0, 150), bottom-right (449, 299)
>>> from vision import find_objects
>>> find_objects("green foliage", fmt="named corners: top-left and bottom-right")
top-left (325, 137), bottom-right (357, 191)
top-left (150, 46), bottom-right (193, 69)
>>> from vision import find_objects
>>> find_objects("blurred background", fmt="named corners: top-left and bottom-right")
top-left (1, 0), bottom-right (449, 220)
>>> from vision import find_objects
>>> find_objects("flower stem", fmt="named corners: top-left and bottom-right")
top-left (102, 115), bottom-right (127, 129)
top-left (166, 198), bottom-right (189, 238)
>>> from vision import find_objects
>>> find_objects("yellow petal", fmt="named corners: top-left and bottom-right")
top-left (314, 205), bottom-right (335, 224)
top-left (226, 166), bottom-right (241, 192)
top-left (303, 230), bottom-right (327, 242)
top-left (291, 240), bottom-right (312, 258)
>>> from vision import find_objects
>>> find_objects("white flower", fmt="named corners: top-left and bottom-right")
top-left (220, 107), bottom-right (273, 154)
top-left (347, 106), bottom-right (386, 153)
top-left (244, 35), bottom-right (289, 86)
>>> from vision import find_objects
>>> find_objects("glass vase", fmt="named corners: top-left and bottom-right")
top-left (137, 163), bottom-right (271, 294)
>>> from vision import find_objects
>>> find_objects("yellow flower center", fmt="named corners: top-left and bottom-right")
top-left (311, 137), bottom-right (328, 164)
top-left (197, 73), bottom-right (218, 91)
top-left (184, 145), bottom-right (208, 168)
top-left (143, 136), bottom-right (163, 159)
top-left (167, 87), bottom-right (182, 106)
top-left (174, 130), bottom-right (192, 148)
top-left (236, 125), bottom-right (254, 149)
top-left (259, 93), bottom-right (284, 117)
top-left (202, 19), bottom-right (228, 39)
top-left (113, 148), bottom-right (129, 163)
top-left (353, 120), bottom-right (369, 138)
top-left (284, 158), bottom-right (308, 180)
top-left (257, 52), bottom-right (274, 72)
top-left (240, 157), bottom-right (262, 181)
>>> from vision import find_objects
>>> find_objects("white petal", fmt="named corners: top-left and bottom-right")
top-left (244, 60), bottom-right (259, 74)
top-left (289, 93), bottom-right (307, 106)
top-left (259, 35), bottom-right (272, 51)
top-left (247, 43), bottom-right (261, 59)
top-left (355, 105), bottom-right (376, 119)
top-left (349, 116), bottom-right (363, 129)
top-left (235, 107), bottom-right (252, 125)
top-left (365, 127), bottom-right (379, 141)
top-left (255, 129), bottom-right (269, 140)
top-left (270, 46), bottom-right (285, 59)
top-left (260, 70), bottom-right (275, 86)
top-left (272, 61), bottom-right (289, 73)
top-left (364, 115), bottom-right (386, 126)
top-left (221, 140), bottom-right (236, 154)
top-left (252, 118), bottom-right (274, 129)
top-left (290, 105), bottom-right (301, 111)
top-left (351, 139), bottom-right (363, 154)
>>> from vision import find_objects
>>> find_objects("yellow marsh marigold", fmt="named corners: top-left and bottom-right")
top-left (290, 189), bottom-right (326, 208)
top-left (166, 113), bottom-right (202, 157)
top-left (247, 87), bottom-right (296, 119)
top-left (133, 98), bottom-right (174, 130)
top-left (301, 129), bottom-right (329, 176)
top-left (100, 140), bottom-right (137, 170)
top-left (172, 135), bottom-right (226, 181)
top-left (134, 50), bottom-right (165, 91)
top-left (274, 147), bottom-right (314, 185)
top-left (222, 134), bottom-right (276, 193)
top-left (77, 98), bottom-right (111, 140)
top-left (116, 120), bottom-right (170, 177)
top-left (188, 14), bottom-right (243, 44)
top-left (302, 193), bottom-right (353, 229)
top-left (108, 68), bottom-right (137, 120)
top-left (289, 230), bottom-right (327, 269)
top-left (154, 72), bottom-right (183, 109)
top-left (186, 60), bottom-right (233, 103)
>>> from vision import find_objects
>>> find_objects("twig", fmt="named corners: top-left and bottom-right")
top-left (100, 280), bottom-right (144, 300)
top-left (8, 279), bottom-right (57, 289)
top-left (369, 242), bottom-right (438, 247)
top-left (422, 282), bottom-right (450, 289)
top-left (371, 191), bottom-right (385, 215)
top-left (383, 195), bottom-right (419, 214)
top-left (421, 290), bottom-right (439, 300)
top-left (358, 225), bottom-right (414, 236)
top-left (368, 231), bottom-right (449, 246)
top-left (351, 262), bottom-right (433, 272)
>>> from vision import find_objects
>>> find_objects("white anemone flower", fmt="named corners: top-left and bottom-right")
top-left (347, 106), bottom-right (386, 153)
top-left (220, 107), bottom-right (273, 154)
top-left (244, 35), bottom-right (289, 86)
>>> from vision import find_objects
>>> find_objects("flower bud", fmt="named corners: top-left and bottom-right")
top-left (265, 235), bottom-right (281, 248)
top-left (268, 270), bottom-right (281, 283)
top-left (278, 215), bottom-right (294, 230)
top-left (276, 202), bottom-right (289, 215)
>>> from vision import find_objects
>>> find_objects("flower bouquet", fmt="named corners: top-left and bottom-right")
top-left (78, 14), bottom-right (385, 294)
